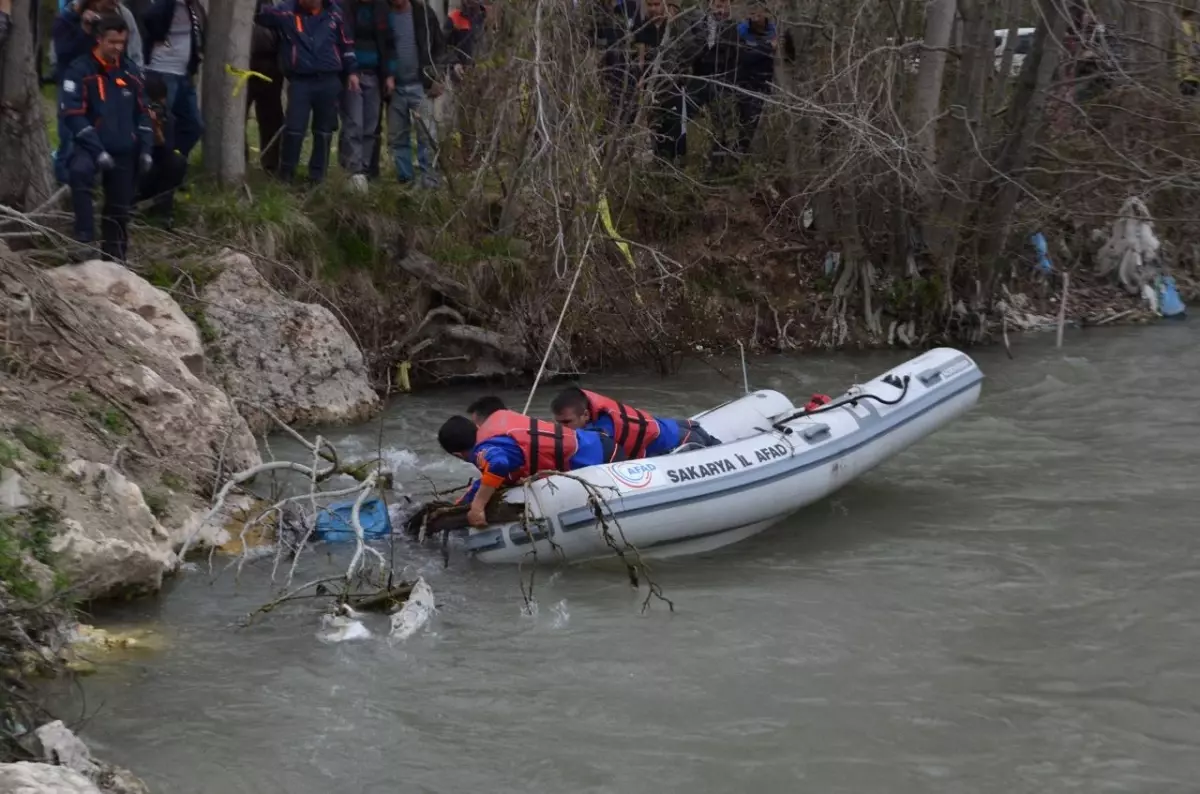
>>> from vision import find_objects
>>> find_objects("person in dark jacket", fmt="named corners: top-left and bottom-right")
top-left (256, 0), bottom-right (360, 184)
top-left (383, 0), bottom-right (444, 187)
top-left (446, 0), bottom-right (485, 73)
top-left (59, 14), bottom-right (153, 262)
top-left (340, 0), bottom-right (390, 188)
top-left (53, 0), bottom-right (143, 83)
top-left (137, 70), bottom-right (187, 226)
top-left (678, 0), bottom-right (738, 166)
top-left (733, 2), bottom-right (775, 154)
top-left (0, 0), bottom-right (10, 54)
top-left (52, 0), bottom-right (143, 182)
top-left (142, 0), bottom-right (205, 157)
top-left (594, 0), bottom-right (640, 127)
top-left (246, 0), bottom-right (284, 174)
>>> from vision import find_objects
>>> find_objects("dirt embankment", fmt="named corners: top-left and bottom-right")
top-left (132, 176), bottom-right (1180, 396)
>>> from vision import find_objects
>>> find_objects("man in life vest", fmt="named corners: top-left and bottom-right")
top-left (438, 409), bottom-right (623, 528)
top-left (550, 387), bottom-right (720, 461)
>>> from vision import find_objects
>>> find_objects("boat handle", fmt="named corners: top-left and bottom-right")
top-left (801, 424), bottom-right (831, 442)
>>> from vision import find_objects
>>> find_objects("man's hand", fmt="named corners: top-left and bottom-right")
top-left (347, 73), bottom-right (361, 93)
top-left (139, 153), bottom-right (153, 174)
top-left (385, 75), bottom-right (395, 96)
top-left (453, 63), bottom-right (465, 80)
top-left (427, 80), bottom-right (444, 99)
top-left (467, 503), bottom-right (488, 528)
top-left (96, 151), bottom-right (114, 170)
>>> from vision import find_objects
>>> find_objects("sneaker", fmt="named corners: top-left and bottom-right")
top-left (350, 174), bottom-right (368, 193)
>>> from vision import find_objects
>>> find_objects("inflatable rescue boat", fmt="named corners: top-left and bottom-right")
top-left (464, 347), bottom-right (983, 563)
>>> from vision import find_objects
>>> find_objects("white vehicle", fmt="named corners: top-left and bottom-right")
top-left (995, 27), bottom-right (1037, 76)
top-left (464, 348), bottom-right (983, 564)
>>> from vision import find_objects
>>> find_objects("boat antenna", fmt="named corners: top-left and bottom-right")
top-left (738, 340), bottom-right (750, 395)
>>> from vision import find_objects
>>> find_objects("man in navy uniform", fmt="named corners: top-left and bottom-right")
top-left (59, 14), bottom-right (153, 262)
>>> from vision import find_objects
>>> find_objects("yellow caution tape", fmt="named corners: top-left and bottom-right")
top-left (225, 64), bottom-right (272, 98)
top-left (596, 193), bottom-right (642, 305)
top-left (598, 193), bottom-right (635, 269)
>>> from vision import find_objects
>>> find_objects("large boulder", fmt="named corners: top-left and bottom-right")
top-left (52, 461), bottom-right (177, 598)
top-left (201, 251), bottom-right (380, 432)
top-left (0, 763), bottom-right (102, 794)
top-left (0, 256), bottom-right (265, 599)
top-left (42, 259), bottom-right (261, 476)
top-left (9, 720), bottom-right (152, 794)
top-left (47, 259), bottom-right (204, 375)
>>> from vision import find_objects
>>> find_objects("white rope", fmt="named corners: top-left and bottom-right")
top-left (521, 212), bottom-right (602, 415)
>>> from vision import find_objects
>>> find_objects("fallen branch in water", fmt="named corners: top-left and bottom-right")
top-left (192, 411), bottom-right (419, 629)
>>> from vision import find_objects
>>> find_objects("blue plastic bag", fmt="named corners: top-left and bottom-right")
top-left (1158, 275), bottom-right (1187, 318)
top-left (1030, 232), bottom-right (1053, 273)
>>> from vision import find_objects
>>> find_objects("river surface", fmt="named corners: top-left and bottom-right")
top-left (71, 325), bottom-right (1200, 794)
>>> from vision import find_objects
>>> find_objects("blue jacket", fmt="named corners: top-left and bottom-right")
top-left (736, 20), bottom-right (776, 86)
top-left (59, 51), bottom-right (154, 157)
top-left (255, 0), bottom-right (357, 77)
top-left (52, 4), bottom-right (144, 82)
top-left (586, 414), bottom-right (681, 458)
top-left (459, 430), bottom-right (611, 504)
top-left (142, 0), bottom-right (207, 75)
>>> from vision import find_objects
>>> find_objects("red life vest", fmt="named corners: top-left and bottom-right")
top-left (804, 394), bottom-right (832, 412)
top-left (476, 409), bottom-right (579, 480)
top-left (581, 390), bottom-right (660, 459)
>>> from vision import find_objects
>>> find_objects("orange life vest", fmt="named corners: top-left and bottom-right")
top-left (476, 409), bottom-right (579, 479)
top-left (581, 390), bottom-right (660, 460)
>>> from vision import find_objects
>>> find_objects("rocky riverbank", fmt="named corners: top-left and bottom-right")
top-left (0, 244), bottom-right (383, 789)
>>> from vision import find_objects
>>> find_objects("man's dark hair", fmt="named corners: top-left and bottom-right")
top-left (94, 13), bottom-right (128, 37)
top-left (438, 415), bottom-right (478, 454)
top-left (144, 71), bottom-right (168, 102)
top-left (466, 395), bottom-right (506, 419)
top-left (550, 387), bottom-right (589, 415)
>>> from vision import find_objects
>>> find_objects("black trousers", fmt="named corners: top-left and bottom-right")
top-left (676, 419), bottom-right (721, 448)
top-left (246, 65), bottom-right (285, 173)
top-left (280, 74), bottom-right (342, 182)
top-left (138, 147), bottom-right (188, 221)
top-left (69, 150), bottom-right (135, 262)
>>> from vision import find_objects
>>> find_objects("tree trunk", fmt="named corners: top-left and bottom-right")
top-left (0, 0), bottom-right (52, 210)
top-left (973, 0), bottom-right (1067, 300)
top-left (909, 0), bottom-right (957, 196)
top-left (201, 0), bottom-right (255, 184)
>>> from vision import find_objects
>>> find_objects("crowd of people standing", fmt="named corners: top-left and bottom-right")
top-left (38, 0), bottom-right (785, 263)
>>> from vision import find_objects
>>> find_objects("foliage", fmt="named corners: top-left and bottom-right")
top-left (0, 503), bottom-right (62, 602)
top-left (12, 425), bottom-right (60, 462)
top-left (0, 439), bottom-right (19, 470)
top-left (141, 489), bottom-right (170, 520)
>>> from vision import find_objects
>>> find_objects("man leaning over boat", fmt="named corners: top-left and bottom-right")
top-left (550, 387), bottom-right (721, 461)
top-left (437, 402), bottom-right (624, 528)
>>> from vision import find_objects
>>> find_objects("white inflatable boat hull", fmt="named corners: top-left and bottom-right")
top-left (464, 348), bottom-right (983, 564)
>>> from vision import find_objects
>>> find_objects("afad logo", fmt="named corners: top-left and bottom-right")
top-left (611, 461), bottom-right (657, 489)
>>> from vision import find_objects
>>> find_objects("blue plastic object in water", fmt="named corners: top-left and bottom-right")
top-left (314, 497), bottom-right (393, 543)
top-left (1030, 232), bottom-right (1053, 273)
top-left (1158, 275), bottom-right (1187, 318)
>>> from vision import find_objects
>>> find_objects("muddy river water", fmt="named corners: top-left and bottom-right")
top-left (75, 325), bottom-right (1200, 793)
